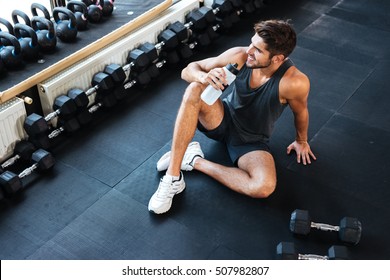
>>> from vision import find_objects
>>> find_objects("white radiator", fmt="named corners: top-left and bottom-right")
top-left (0, 97), bottom-right (27, 162)
top-left (37, 0), bottom-right (200, 127)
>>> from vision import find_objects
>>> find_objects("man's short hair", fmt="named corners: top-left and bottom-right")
top-left (254, 19), bottom-right (297, 59)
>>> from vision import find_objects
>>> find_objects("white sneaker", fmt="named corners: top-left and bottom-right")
top-left (148, 172), bottom-right (185, 214)
top-left (156, 142), bottom-right (204, 172)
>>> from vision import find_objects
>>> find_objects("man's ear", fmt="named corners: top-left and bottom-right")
top-left (272, 54), bottom-right (285, 64)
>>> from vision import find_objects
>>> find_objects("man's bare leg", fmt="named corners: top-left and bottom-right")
top-left (167, 82), bottom-right (224, 177)
top-left (193, 150), bottom-right (277, 198)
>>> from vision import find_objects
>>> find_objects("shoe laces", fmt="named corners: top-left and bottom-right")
top-left (155, 174), bottom-right (180, 199)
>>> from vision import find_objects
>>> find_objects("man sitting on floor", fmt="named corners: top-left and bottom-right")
top-left (148, 19), bottom-right (316, 214)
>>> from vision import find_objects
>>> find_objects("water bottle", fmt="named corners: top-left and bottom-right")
top-left (201, 63), bottom-right (239, 105)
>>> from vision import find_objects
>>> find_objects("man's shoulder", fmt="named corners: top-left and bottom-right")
top-left (280, 66), bottom-right (310, 99)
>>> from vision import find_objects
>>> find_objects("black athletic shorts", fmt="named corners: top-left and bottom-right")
top-left (197, 101), bottom-right (271, 165)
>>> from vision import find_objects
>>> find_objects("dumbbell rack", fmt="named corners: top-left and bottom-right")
top-left (0, 0), bottom-right (173, 101)
top-left (37, 0), bottom-right (200, 127)
top-left (0, 0), bottom-right (173, 162)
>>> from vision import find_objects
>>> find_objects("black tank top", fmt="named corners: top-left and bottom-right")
top-left (223, 59), bottom-right (294, 143)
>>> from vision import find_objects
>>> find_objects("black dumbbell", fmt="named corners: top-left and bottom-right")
top-left (203, 0), bottom-right (234, 17)
top-left (276, 242), bottom-right (349, 260)
top-left (167, 20), bottom-right (212, 53)
top-left (1, 140), bottom-right (36, 169)
top-left (111, 59), bottom-right (166, 100)
top-left (103, 48), bottom-right (151, 85)
top-left (230, 0), bottom-right (255, 14)
top-left (124, 60), bottom-right (166, 89)
top-left (196, 6), bottom-right (232, 36)
top-left (290, 209), bottom-right (362, 245)
top-left (138, 27), bottom-right (180, 62)
top-left (24, 95), bottom-right (78, 136)
top-left (205, 0), bottom-right (243, 25)
top-left (67, 72), bottom-right (115, 111)
top-left (0, 149), bottom-right (55, 196)
top-left (185, 8), bottom-right (210, 32)
top-left (138, 41), bottom-right (179, 66)
top-left (29, 118), bottom-right (81, 149)
top-left (67, 87), bottom-right (118, 125)
top-left (76, 91), bottom-right (118, 122)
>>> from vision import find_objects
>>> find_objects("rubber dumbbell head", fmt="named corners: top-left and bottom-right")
top-left (290, 209), bottom-right (311, 235)
top-left (24, 113), bottom-right (49, 136)
top-left (95, 91), bottom-right (117, 108)
top-left (339, 217), bottom-right (362, 245)
top-left (53, 95), bottom-right (78, 119)
top-left (127, 48), bottom-right (151, 71)
top-left (92, 72), bottom-right (115, 91)
top-left (0, 171), bottom-right (23, 195)
top-left (197, 6), bottom-right (216, 24)
top-left (76, 109), bottom-right (93, 126)
top-left (276, 242), bottom-right (349, 260)
top-left (67, 88), bottom-right (89, 109)
top-left (167, 21), bottom-right (189, 42)
top-left (157, 29), bottom-right (179, 50)
top-left (104, 64), bottom-right (126, 85)
top-left (205, 0), bottom-right (234, 16)
top-left (0, 149), bottom-right (55, 195)
top-left (139, 42), bottom-right (159, 63)
top-left (185, 9), bottom-right (209, 31)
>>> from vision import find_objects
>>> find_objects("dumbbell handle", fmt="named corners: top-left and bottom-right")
top-left (155, 41), bottom-right (165, 52)
top-left (86, 85), bottom-right (99, 96)
top-left (18, 163), bottom-right (38, 179)
top-left (48, 127), bottom-right (65, 138)
top-left (1, 155), bottom-right (21, 169)
top-left (89, 103), bottom-right (103, 113)
top-left (45, 109), bottom-right (61, 122)
top-left (123, 59), bottom-right (166, 89)
top-left (124, 80), bottom-right (137, 90)
top-left (298, 253), bottom-right (328, 260)
top-left (311, 222), bottom-right (340, 232)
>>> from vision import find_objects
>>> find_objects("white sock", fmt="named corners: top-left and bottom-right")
top-left (165, 173), bottom-right (180, 181)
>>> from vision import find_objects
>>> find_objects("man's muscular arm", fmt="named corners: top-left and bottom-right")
top-left (181, 47), bottom-right (247, 90)
top-left (281, 69), bottom-right (316, 165)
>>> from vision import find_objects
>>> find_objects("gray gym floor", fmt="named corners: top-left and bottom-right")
top-left (1, 0), bottom-right (389, 260)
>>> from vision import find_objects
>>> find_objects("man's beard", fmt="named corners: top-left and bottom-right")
top-left (246, 58), bottom-right (272, 69)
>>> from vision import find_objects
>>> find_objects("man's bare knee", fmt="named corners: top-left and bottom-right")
top-left (182, 82), bottom-right (204, 105)
top-left (248, 179), bottom-right (276, 198)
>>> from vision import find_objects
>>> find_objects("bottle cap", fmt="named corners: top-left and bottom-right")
top-left (226, 63), bottom-right (239, 75)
